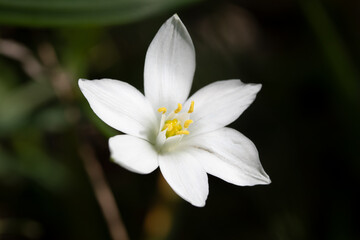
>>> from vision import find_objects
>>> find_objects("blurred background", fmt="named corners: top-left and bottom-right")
top-left (0, 0), bottom-right (359, 239)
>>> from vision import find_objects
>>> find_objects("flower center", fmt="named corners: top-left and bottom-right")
top-left (162, 119), bottom-right (183, 138)
top-left (157, 101), bottom-right (194, 138)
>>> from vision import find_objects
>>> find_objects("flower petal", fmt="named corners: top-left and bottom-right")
top-left (184, 127), bottom-right (270, 186)
top-left (184, 80), bottom-right (261, 136)
top-left (109, 135), bottom-right (158, 174)
top-left (159, 149), bottom-right (208, 207)
top-left (79, 78), bottom-right (157, 141)
top-left (144, 14), bottom-right (195, 110)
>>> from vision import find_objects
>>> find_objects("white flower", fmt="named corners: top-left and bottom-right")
top-left (78, 14), bottom-right (270, 207)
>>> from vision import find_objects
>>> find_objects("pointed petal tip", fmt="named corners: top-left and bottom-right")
top-left (261, 176), bottom-right (271, 185)
top-left (238, 79), bottom-right (262, 92)
top-left (256, 172), bottom-right (271, 185)
top-left (245, 82), bottom-right (262, 98)
top-left (78, 78), bottom-right (86, 91)
top-left (256, 83), bottom-right (262, 91)
top-left (260, 168), bottom-right (271, 184)
top-left (241, 176), bottom-right (271, 187)
top-left (168, 13), bottom-right (186, 29)
top-left (173, 13), bottom-right (180, 20)
top-left (78, 78), bottom-right (85, 84)
top-left (78, 78), bottom-right (90, 89)
top-left (265, 175), bottom-right (271, 184)
top-left (192, 200), bottom-right (206, 207)
top-left (246, 81), bottom-right (262, 93)
top-left (247, 169), bottom-right (271, 186)
top-left (181, 192), bottom-right (207, 207)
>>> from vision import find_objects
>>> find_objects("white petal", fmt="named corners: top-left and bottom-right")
top-left (109, 135), bottom-right (158, 174)
top-left (159, 149), bottom-right (208, 207)
top-left (79, 78), bottom-right (157, 141)
top-left (184, 127), bottom-right (270, 186)
top-left (144, 14), bottom-right (195, 110)
top-left (184, 80), bottom-right (261, 136)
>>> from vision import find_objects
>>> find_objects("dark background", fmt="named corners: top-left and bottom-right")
top-left (0, 0), bottom-right (359, 239)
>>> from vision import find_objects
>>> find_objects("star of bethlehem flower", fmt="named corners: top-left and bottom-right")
top-left (79, 14), bottom-right (270, 207)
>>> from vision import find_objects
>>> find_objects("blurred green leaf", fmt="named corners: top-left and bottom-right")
top-left (0, 0), bottom-right (203, 27)
top-left (0, 59), bottom-right (21, 96)
top-left (0, 128), bottom-right (68, 191)
top-left (57, 28), bottom-right (103, 78)
top-left (0, 149), bottom-right (68, 191)
top-left (33, 106), bottom-right (69, 132)
top-left (0, 81), bottom-right (55, 135)
top-left (299, 0), bottom-right (359, 103)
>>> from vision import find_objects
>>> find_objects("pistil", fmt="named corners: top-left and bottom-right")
top-left (157, 101), bottom-right (195, 138)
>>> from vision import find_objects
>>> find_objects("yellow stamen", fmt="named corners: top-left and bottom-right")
top-left (174, 103), bottom-right (182, 113)
top-left (176, 130), bottom-right (190, 135)
top-left (158, 107), bottom-right (167, 114)
top-left (162, 119), bottom-right (182, 138)
top-left (184, 119), bottom-right (193, 128)
top-left (158, 102), bottom-right (195, 138)
top-left (188, 101), bottom-right (194, 113)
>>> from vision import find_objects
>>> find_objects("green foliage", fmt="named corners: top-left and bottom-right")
top-left (0, 82), bottom-right (55, 135)
top-left (0, 0), bottom-right (202, 27)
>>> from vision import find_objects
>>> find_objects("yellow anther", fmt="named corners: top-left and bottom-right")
top-left (158, 107), bottom-right (167, 114)
top-left (184, 119), bottom-right (193, 128)
top-left (174, 103), bottom-right (182, 113)
top-left (162, 119), bottom-right (182, 138)
top-left (188, 101), bottom-right (194, 113)
top-left (176, 130), bottom-right (190, 135)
